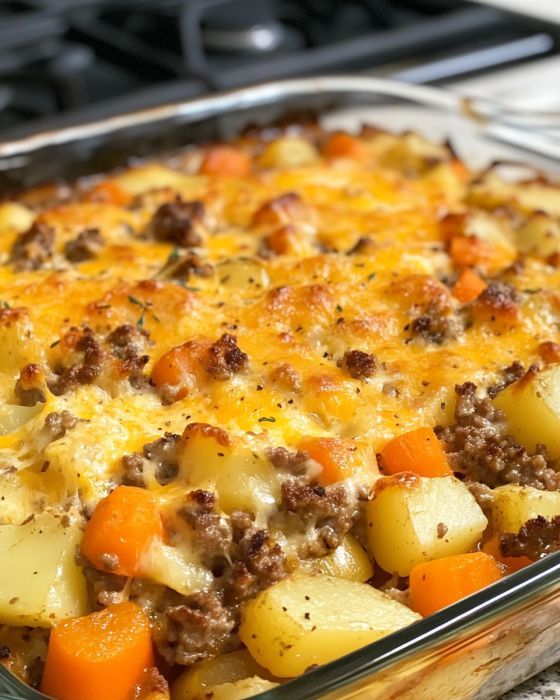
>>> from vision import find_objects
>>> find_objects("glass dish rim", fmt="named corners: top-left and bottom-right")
top-left (1, 74), bottom-right (560, 699)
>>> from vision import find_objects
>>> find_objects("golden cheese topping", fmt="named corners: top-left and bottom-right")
top-left (0, 128), bottom-right (558, 511)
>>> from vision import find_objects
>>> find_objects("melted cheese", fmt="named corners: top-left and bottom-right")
top-left (0, 128), bottom-right (559, 523)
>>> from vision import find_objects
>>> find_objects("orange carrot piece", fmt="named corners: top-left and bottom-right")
top-left (83, 181), bottom-right (132, 206)
top-left (323, 133), bottom-right (368, 161)
top-left (81, 486), bottom-right (163, 577)
top-left (199, 146), bottom-right (252, 177)
top-left (449, 235), bottom-right (493, 270)
top-left (151, 340), bottom-right (208, 400)
top-left (41, 602), bottom-right (153, 700)
top-left (409, 552), bottom-right (502, 617)
top-left (380, 427), bottom-right (452, 478)
top-left (299, 437), bottom-right (374, 485)
top-left (452, 268), bottom-right (487, 304)
top-left (482, 537), bottom-right (532, 574)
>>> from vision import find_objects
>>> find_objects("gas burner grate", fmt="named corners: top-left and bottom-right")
top-left (0, 0), bottom-right (558, 137)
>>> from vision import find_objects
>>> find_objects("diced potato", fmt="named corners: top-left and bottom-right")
top-left (0, 202), bottom-right (35, 236)
top-left (367, 475), bottom-right (488, 576)
top-left (493, 365), bottom-right (560, 458)
top-left (114, 165), bottom-right (206, 196)
top-left (491, 484), bottom-right (560, 534)
top-left (141, 541), bottom-right (213, 596)
top-left (258, 138), bottom-right (319, 168)
top-left (0, 512), bottom-right (87, 626)
top-left (172, 650), bottom-right (275, 700)
top-left (239, 573), bottom-right (420, 677)
top-left (0, 403), bottom-right (42, 436)
top-left (300, 534), bottom-right (374, 582)
top-left (214, 258), bottom-right (270, 290)
top-left (515, 212), bottom-right (560, 257)
top-left (179, 427), bottom-right (281, 516)
top-left (0, 309), bottom-right (40, 374)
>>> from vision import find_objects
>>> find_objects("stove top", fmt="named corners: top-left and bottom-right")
top-left (0, 0), bottom-right (558, 137)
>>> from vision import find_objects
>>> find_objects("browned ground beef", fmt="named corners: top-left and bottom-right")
top-left (162, 592), bottom-right (237, 666)
top-left (122, 432), bottom-right (180, 487)
top-left (203, 333), bottom-right (249, 380)
top-left (266, 446), bottom-right (310, 475)
top-left (160, 252), bottom-right (213, 281)
top-left (43, 411), bottom-right (77, 441)
top-left (339, 349), bottom-right (377, 380)
top-left (16, 325), bottom-right (151, 402)
top-left (500, 515), bottom-right (560, 560)
top-left (178, 490), bottom-right (232, 568)
top-left (280, 479), bottom-right (359, 557)
top-left (149, 198), bottom-right (204, 247)
top-left (406, 306), bottom-right (464, 345)
top-left (436, 382), bottom-right (560, 490)
top-left (10, 222), bottom-right (55, 270)
top-left (64, 228), bottom-right (104, 262)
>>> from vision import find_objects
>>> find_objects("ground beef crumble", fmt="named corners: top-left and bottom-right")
top-left (266, 446), bottom-right (310, 475)
top-left (279, 479), bottom-right (359, 557)
top-left (178, 490), bottom-right (232, 568)
top-left (203, 333), bottom-right (249, 380)
top-left (149, 197), bottom-right (204, 247)
top-left (43, 410), bottom-right (78, 441)
top-left (339, 349), bottom-right (377, 380)
top-left (486, 361), bottom-right (525, 399)
top-left (500, 515), bottom-right (560, 560)
top-left (64, 228), bottom-right (104, 262)
top-left (407, 306), bottom-right (464, 345)
top-left (122, 432), bottom-right (180, 487)
top-left (10, 222), bottom-right (54, 270)
top-left (436, 382), bottom-right (560, 490)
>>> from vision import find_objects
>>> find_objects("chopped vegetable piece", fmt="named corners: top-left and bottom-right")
top-left (151, 342), bottom-right (206, 400)
top-left (409, 552), bottom-right (502, 616)
top-left (199, 146), bottom-right (252, 177)
top-left (452, 268), bottom-right (487, 304)
top-left (81, 486), bottom-right (163, 577)
top-left (41, 602), bottom-right (153, 700)
top-left (323, 133), bottom-right (368, 160)
top-left (449, 235), bottom-right (493, 270)
top-left (482, 537), bottom-right (532, 573)
top-left (239, 574), bottom-right (420, 677)
top-left (299, 436), bottom-right (376, 485)
top-left (380, 427), bottom-right (452, 477)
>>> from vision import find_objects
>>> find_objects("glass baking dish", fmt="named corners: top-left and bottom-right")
top-left (1, 75), bottom-right (560, 700)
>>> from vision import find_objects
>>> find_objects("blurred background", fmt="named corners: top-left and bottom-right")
top-left (0, 0), bottom-right (559, 138)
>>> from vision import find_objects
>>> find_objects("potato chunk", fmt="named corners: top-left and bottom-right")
top-left (179, 425), bottom-right (280, 516)
top-left (300, 534), bottom-right (373, 582)
top-left (239, 573), bottom-right (420, 677)
top-left (366, 475), bottom-right (487, 576)
top-left (493, 365), bottom-right (560, 458)
top-left (491, 484), bottom-right (560, 534)
top-left (172, 650), bottom-right (276, 700)
top-left (0, 512), bottom-right (86, 626)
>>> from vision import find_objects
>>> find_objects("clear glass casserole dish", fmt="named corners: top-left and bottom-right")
top-left (1, 75), bottom-right (560, 700)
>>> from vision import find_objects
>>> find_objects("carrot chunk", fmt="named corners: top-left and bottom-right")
top-left (199, 146), bottom-right (252, 177)
top-left (323, 133), bottom-right (368, 161)
top-left (299, 437), bottom-right (375, 485)
top-left (41, 602), bottom-right (153, 700)
top-left (380, 427), bottom-right (452, 478)
top-left (482, 537), bottom-right (532, 574)
top-left (151, 340), bottom-right (209, 401)
top-left (449, 235), bottom-right (493, 270)
top-left (81, 486), bottom-right (163, 577)
top-left (409, 552), bottom-right (502, 617)
top-left (82, 181), bottom-right (132, 206)
top-left (452, 268), bottom-right (487, 304)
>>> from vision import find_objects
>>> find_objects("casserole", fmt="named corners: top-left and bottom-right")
top-left (1, 76), bottom-right (560, 700)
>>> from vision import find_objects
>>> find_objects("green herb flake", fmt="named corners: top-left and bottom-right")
top-left (258, 416), bottom-right (276, 423)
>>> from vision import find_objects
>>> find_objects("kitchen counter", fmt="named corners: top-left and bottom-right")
top-left (504, 663), bottom-right (560, 699)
